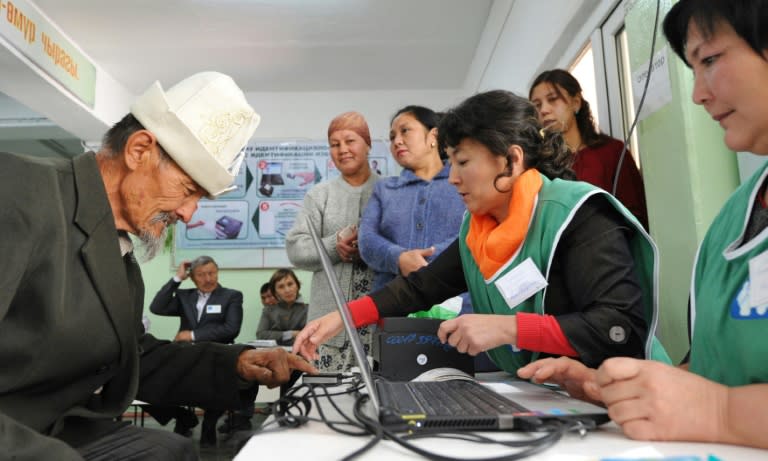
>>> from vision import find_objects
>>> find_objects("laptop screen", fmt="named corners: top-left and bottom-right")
top-left (306, 216), bottom-right (381, 412)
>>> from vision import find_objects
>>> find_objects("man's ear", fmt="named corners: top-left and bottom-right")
top-left (123, 130), bottom-right (158, 171)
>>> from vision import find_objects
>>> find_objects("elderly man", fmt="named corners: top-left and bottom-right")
top-left (0, 72), bottom-right (316, 461)
top-left (149, 255), bottom-right (244, 446)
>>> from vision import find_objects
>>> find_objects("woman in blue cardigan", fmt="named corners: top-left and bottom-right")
top-left (358, 105), bottom-right (466, 291)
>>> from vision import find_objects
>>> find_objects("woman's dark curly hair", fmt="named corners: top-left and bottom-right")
top-left (438, 90), bottom-right (575, 192)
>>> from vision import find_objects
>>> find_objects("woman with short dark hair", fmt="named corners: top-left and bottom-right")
top-left (295, 90), bottom-right (665, 374)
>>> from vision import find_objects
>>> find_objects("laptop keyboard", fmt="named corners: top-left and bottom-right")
top-left (379, 380), bottom-right (527, 416)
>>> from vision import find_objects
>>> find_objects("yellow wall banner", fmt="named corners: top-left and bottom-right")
top-left (0, 0), bottom-right (96, 107)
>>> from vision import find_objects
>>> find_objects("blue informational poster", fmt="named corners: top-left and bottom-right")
top-left (174, 140), bottom-right (394, 268)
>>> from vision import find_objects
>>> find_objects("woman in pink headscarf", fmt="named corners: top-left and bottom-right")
top-left (285, 111), bottom-right (379, 371)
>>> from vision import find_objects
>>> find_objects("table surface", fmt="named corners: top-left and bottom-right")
top-left (234, 379), bottom-right (767, 461)
top-left (236, 419), bottom-right (766, 460)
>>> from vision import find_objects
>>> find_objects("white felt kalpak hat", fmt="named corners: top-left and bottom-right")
top-left (130, 72), bottom-right (260, 197)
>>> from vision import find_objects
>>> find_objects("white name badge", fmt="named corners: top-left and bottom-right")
top-left (749, 250), bottom-right (768, 307)
top-left (494, 257), bottom-right (548, 310)
top-left (206, 304), bottom-right (222, 314)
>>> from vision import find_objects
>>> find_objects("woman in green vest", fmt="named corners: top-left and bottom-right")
top-left (295, 89), bottom-right (664, 373)
top-left (518, 0), bottom-right (768, 449)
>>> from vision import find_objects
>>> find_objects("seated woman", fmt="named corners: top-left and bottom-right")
top-left (295, 90), bottom-right (666, 373)
top-left (530, 69), bottom-right (649, 230)
top-left (256, 269), bottom-right (308, 346)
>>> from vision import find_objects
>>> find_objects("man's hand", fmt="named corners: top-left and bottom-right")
top-left (437, 314), bottom-right (516, 356)
top-left (293, 312), bottom-right (344, 361)
top-left (398, 247), bottom-right (435, 277)
top-left (174, 330), bottom-right (193, 342)
top-left (517, 356), bottom-right (600, 403)
top-left (237, 348), bottom-right (318, 388)
top-left (175, 261), bottom-right (191, 281)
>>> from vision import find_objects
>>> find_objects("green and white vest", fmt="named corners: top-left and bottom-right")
top-left (458, 173), bottom-right (668, 373)
top-left (689, 161), bottom-right (768, 386)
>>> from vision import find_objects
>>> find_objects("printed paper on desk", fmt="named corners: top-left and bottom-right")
top-left (494, 257), bottom-right (547, 310)
top-left (749, 250), bottom-right (768, 307)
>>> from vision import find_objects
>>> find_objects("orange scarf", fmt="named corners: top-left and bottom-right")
top-left (465, 168), bottom-right (543, 279)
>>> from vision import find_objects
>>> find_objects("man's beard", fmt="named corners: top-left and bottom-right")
top-left (135, 213), bottom-right (172, 262)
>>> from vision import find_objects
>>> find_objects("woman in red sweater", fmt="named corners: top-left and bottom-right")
top-left (530, 69), bottom-right (649, 230)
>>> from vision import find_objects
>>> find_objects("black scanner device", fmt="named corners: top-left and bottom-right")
top-left (373, 317), bottom-right (474, 381)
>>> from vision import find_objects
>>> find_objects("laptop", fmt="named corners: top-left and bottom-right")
top-left (306, 217), bottom-right (609, 432)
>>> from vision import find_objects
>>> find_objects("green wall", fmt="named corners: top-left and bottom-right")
top-left (139, 251), bottom-right (313, 345)
top-left (624, 0), bottom-right (739, 361)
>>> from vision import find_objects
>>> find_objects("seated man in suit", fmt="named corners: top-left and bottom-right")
top-left (149, 255), bottom-right (243, 447)
top-left (151, 256), bottom-right (243, 344)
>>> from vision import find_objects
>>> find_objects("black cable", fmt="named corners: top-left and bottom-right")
top-left (310, 383), bottom-right (369, 436)
top-left (611, 0), bottom-right (662, 197)
top-left (256, 376), bottom-right (370, 436)
top-left (344, 393), bottom-right (384, 460)
top-left (250, 377), bottom-right (589, 460)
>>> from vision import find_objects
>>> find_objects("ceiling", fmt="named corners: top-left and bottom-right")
top-left (1, 0), bottom-right (494, 158)
top-left (32, 0), bottom-right (493, 94)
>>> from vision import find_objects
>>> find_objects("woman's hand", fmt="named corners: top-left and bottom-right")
top-left (517, 356), bottom-right (600, 403)
top-left (336, 228), bottom-right (360, 263)
top-left (293, 312), bottom-right (344, 360)
top-left (437, 314), bottom-right (516, 355)
top-left (588, 357), bottom-right (729, 443)
top-left (398, 247), bottom-right (435, 276)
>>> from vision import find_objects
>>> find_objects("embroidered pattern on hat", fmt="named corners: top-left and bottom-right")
top-left (199, 110), bottom-right (255, 162)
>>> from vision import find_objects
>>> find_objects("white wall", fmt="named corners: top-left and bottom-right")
top-left (475, 0), bottom-right (594, 94)
top-left (245, 89), bottom-right (468, 141)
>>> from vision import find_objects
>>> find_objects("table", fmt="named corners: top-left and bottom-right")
top-left (236, 418), bottom-right (765, 460)
top-left (234, 381), bottom-right (766, 460)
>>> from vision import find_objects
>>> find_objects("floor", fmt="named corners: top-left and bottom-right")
top-left (125, 405), bottom-right (270, 461)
